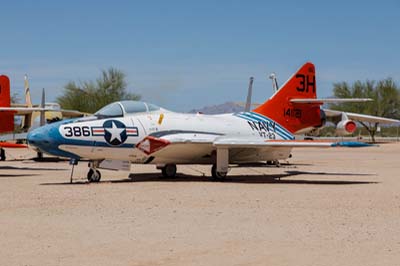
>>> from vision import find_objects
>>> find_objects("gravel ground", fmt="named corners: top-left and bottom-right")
top-left (1, 143), bottom-right (399, 266)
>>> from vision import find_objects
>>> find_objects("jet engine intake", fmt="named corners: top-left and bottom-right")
top-left (336, 119), bottom-right (357, 136)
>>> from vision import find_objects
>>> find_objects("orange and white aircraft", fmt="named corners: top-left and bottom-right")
top-left (247, 71), bottom-right (400, 136)
top-left (27, 62), bottom-right (378, 182)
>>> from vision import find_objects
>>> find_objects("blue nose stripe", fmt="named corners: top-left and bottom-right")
top-left (27, 121), bottom-right (82, 159)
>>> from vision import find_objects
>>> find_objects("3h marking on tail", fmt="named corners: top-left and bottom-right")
top-left (296, 74), bottom-right (315, 93)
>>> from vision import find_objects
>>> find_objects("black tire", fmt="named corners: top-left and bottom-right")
top-left (0, 148), bottom-right (5, 161)
top-left (161, 164), bottom-right (177, 178)
top-left (87, 169), bottom-right (101, 182)
top-left (211, 164), bottom-right (227, 180)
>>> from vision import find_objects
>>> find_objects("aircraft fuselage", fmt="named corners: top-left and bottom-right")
top-left (28, 110), bottom-right (294, 165)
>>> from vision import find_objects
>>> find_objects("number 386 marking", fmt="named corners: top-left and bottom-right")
top-left (64, 126), bottom-right (91, 137)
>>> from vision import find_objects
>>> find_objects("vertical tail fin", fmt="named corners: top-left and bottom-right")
top-left (253, 62), bottom-right (323, 134)
top-left (0, 75), bottom-right (15, 133)
top-left (40, 88), bottom-right (46, 126)
top-left (244, 77), bottom-right (254, 112)
top-left (24, 74), bottom-right (33, 108)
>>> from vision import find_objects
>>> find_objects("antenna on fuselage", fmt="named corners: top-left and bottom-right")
top-left (244, 77), bottom-right (254, 112)
top-left (269, 72), bottom-right (279, 93)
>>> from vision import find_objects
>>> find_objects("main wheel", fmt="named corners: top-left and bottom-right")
top-left (0, 148), bottom-right (5, 161)
top-left (87, 169), bottom-right (101, 182)
top-left (211, 164), bottom-right (227, 180)
top-left (161, 164), bottom-right (177, 178)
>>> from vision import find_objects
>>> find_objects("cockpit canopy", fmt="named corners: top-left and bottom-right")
top-left (94, 100), bottom-right (163, 118)
top-left (45, 102), bottom-right (61, 110)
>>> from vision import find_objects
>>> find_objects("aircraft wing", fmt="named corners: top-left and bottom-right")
top-left (0, 107), bottom-right (51, 115)
top-left (60, 109), bottom-right (88, 118)
top-left (0, 132), bottom-right (28, 141)
top-left (0, 107), bottom-right (86, 117)
top-left (323, 109), bottom-right (400, 124)
top-left (136, 133), bottom-right (372, 158)
top-left (11, 103), bottom-right (29, 108)
top-left (213, 138), bottom-right (372, 148)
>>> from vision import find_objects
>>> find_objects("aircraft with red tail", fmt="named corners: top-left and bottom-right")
top-left (0, 75), bottom-right (27, 160)
top-left (27, 62), bottom-right (374, 182)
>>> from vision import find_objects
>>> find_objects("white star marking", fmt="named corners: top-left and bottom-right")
top-left (105, 122), bottom-right (125, 143)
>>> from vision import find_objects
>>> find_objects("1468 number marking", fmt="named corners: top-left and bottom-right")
top-left (284, 108), bottom-right (302, 118)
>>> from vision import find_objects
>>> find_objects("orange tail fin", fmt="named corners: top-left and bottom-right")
top-left (0, 75), bottom-right (15, 133)
top-left (253, 62), bottom-right (323, 134)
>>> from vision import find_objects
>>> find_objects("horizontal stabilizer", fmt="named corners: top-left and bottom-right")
top-left (0, 142), bottom-right (28, 148)
top-left (290, 98), bottom-right (372, 104)
top-left (324, 109), bottom-right (400, 124)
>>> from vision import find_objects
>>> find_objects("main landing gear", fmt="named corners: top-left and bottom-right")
top-left (211, 164), bottom-right (227, 180)
top-left (87, 161), bottom-right (101, 182)
top-left (158, 164), bottom-right (177, 178)
top-left (210, 147), bottom-right (229, 181)
top-left (0, 148), bottom-right (5, 161)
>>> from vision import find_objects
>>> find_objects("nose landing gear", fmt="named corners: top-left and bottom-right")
top-left (68, 159), bottom-right (102, 183)
top-left (87, 168), bottom-right (101, 182)
top-left (87, 161), bottom-right (101, 182)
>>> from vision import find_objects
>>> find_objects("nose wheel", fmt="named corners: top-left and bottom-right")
top-left (87, 168), bottom-right (101, 182)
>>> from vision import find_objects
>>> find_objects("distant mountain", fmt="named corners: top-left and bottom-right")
top-left (189, 101), bottom-right (244, 114)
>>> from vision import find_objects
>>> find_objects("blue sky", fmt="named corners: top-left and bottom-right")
top-left (1, 0), bottom-right (399, 111)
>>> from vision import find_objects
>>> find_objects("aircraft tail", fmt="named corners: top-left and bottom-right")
top-left (253, 62), bottom-right (324, 134)
top-left (0, 75), bottom-right (15, 133)
top-left (24, 75), bottom-right (33, 108)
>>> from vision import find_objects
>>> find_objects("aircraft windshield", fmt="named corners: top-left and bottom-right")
top-left (120, 101), bottom-right (148, 113)
top-left (120, 101), bottom-right (161, 114)
top-left (93, 101), bottom-right (162, 119)
top-left (146, 103), bottom-right (161, 111)
top-left (94, 102), bottom-right (124, 118)
top-left (45, 103), bottom-right (61, 110)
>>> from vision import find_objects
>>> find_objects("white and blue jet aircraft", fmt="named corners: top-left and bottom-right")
top-left (27, 62), bottom-right (373, 182)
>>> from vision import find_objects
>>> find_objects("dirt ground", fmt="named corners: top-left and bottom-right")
top-left (1, 143), bottom-right (399, 266)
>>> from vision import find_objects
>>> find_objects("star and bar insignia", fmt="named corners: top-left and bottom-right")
top-left (91, 120), bottom-right (139, 146)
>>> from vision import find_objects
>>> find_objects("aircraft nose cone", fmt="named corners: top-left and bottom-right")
top-left (28, 128), bottom-right (45, 148)
top-left (26, 119), bottom-right (80, 159)
top-left (27, 125), bottom-right (55, 151)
